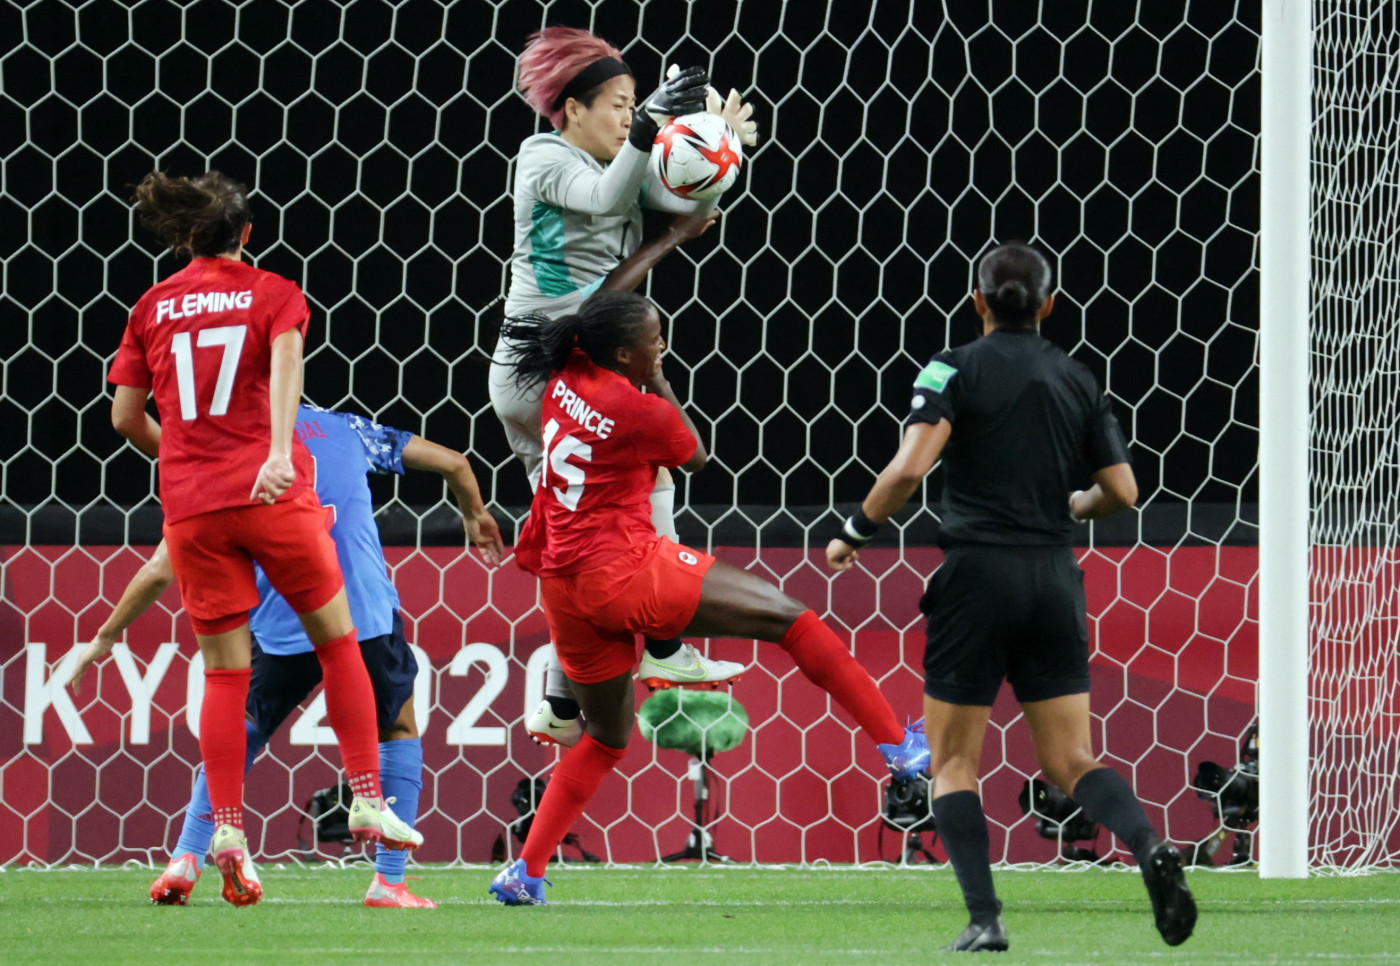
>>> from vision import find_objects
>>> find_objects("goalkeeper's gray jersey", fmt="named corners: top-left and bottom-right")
top-left (504, 131), bottom-right (708, 319)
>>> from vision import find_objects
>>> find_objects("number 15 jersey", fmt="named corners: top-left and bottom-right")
top-left (514, 348), bottom-right (698, 579)
top-left (108, 257), bottom-right (313, 523)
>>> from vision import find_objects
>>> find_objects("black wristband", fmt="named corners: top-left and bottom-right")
top-left (628, 109), bottom-right (659, 151)
top-left (840, 508), bottom-right (881, 548)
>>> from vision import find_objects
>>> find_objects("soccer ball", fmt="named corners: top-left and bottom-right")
top-left (651, 112), bottom-right (744, 201)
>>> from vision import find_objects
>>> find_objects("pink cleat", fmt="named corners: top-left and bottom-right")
top-left (363, 873), bottom-right (438, 909)
top-left (149, 852), bottom-right (201, 906)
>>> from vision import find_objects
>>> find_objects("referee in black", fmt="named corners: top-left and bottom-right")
top-left (827, 242), bottom-right (1196, 952)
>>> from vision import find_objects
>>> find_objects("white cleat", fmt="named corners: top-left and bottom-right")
top-left (210, 824), bottom-right (262, 907)
top-left (348, 797), bottom-right (424, 851)
top-left (637, 643), bottom-right (745, 691)
top-left (525, 699), bottom-right (583, 748)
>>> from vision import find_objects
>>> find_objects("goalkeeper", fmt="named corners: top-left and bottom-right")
top-left (490, 27), bottom-right (760, 743)
top-left (826, 242), bottom-right (1197, 952)
top-left (69, 404), bottom-right (503, 908)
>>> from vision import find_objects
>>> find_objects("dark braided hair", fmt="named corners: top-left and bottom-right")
top-left (500, 290), bottom-right (657, 387)
top-left (132, 170), bottom-right (251, 258)
top-left (977, 241), bottom-right (1053, 328)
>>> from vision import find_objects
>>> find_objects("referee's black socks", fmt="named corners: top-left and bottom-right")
top-left (1071, 766), bottom-right (1161, 866)
top-left (930, 790), bottom-right (1003, 924)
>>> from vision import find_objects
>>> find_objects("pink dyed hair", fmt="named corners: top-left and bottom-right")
top-left (518, 27), bottom-right (627, 130)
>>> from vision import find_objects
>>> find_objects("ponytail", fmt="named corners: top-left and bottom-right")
top-left (132, 170), bottom-right (251, 258)
top-left (500, 312), bottom-right (583, 388)
top-left (500, 290), bottom-right (657, 387)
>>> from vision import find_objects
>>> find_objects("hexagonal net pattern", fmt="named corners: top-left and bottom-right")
top-left (0, 0), bottom-right (1318, 872)
top-left (1307, 3), bottom-right (1400, 869)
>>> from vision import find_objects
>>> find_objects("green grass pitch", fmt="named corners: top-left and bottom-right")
top-left (3, 864), bottom-right (1398, 965)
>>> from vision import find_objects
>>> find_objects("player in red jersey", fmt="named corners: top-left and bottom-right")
top-left (108, 170), bottom-right (422, 907)
top-left (487, 290), bottom-right (930, 905)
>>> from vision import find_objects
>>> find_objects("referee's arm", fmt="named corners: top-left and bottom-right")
top-left (1068, 463), bottom-right (1138, 522)
top-left (826, 419), bottom-right (952, 571)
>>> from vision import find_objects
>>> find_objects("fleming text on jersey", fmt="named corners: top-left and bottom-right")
top-left (155, 290), bottom-right (254, 323)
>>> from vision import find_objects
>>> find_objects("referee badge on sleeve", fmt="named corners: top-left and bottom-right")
top-left (915, 360), bottom-right (957, 393)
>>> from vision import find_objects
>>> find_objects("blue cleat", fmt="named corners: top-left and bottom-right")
top-left (489, 858), bottom-right (551, 906)
top-left (878, 720), bottom-right (931, 781)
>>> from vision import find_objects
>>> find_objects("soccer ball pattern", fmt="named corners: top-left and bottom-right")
top-left (651, 112), bottom-right (744, 201)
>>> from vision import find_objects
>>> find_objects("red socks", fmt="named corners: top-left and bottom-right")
top-left (521, 734), bottom-right (626, 878)
top-left (778, 610), bottom-right (903, 746)
top-left (201, 668), bottom-right (251, 829)
top-left (315, 631), bottom-right (382, 800)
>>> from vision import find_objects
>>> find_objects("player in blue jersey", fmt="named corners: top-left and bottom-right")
top-left (69, 404), bottom-right (503, 907)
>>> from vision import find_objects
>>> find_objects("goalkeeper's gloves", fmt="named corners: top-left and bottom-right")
top-left (640, 64), bottom-right (710, 124)
top-left (630, 64), bottom-right (708, 151)
top-left (706, 85), bottom-right (760, 147)
top-left (628, 109), bottom-right (660, 151)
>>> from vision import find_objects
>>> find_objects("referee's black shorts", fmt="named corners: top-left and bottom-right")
top-left (920, 545), bottom-right (1090, 706)
top-left (246, 611), bottom-right (418, 736)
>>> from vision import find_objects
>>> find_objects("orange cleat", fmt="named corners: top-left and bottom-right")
top-left (149, 852), bottom-right (201, 906)
top-left (363, 873), bottom-right (438, 909)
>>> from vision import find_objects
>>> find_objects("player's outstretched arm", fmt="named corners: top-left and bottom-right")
top-left (110, 385), bottom-right (162, 458)
top-left (252, 329), bottom-right (303, 504)
top-left (826, 419), bottom-right (951, 571)
top-left (400, 436), bottom-right (505, 565)
top-left (601, 209), bottom-right (718, 294)
top-left (68, 540), bottom-right (175, 694)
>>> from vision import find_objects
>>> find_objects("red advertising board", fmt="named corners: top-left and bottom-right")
top-left (2, 544), bottom-right (1259, 867)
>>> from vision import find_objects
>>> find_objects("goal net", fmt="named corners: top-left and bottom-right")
top-left (3, 1), bottom-right (1365, 871)
top-left (1308, 2), bottom-right (1400, 869)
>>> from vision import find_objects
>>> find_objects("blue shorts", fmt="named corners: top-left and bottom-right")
top-left (246, 611), bottom-right (417, 735)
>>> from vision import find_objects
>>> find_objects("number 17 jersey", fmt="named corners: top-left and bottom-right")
top-left (108, 257), bottom-right (313, 523)
top-left (514, 349), bottom-right (698, 578)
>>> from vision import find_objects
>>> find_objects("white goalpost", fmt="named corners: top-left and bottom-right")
top-left (1257, 0), bottom-right (1310, 880)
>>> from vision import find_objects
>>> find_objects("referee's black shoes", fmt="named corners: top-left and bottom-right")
top-left (941, 916), bottom-right (1009, 953)
top-left (1142, 841), bottom-right (1198, 946)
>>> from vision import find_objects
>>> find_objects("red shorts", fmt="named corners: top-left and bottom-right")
top-left (163, 490), bottom-right (344, 636)
top-left (541, 536), bottom-right (716, 684)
